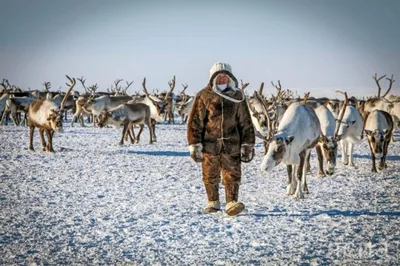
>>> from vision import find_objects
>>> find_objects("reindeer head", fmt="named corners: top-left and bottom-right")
top-left (47, 109), bottom-right (63, 132)
top-left (365, 129), bottom-right (389, 159)
top-left (336, 119), bottom-right (356, 139)
top-left (97, 110), bottom-right (112, 128)
top-left (260, 134), bottom-right (295, 172)
top-left (83, 96), bottom-right (97, 112)
top-left (177, 102), bottom-right (187, 116)
top-left (319, 135), bottom-right (339, 175)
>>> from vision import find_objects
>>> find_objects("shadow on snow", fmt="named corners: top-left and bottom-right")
top-left (127, 150), bottom-right (190, 157)
top-left (247, 209), bottom-right (400, 218)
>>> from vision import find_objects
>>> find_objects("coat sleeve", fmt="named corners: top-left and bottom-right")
top-left (187, 93), bottom-right (206, 146)
top-left (237, 98), bottom-right (255, 146)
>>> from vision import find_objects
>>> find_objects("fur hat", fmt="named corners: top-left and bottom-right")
top-left (209, 62), bottom-right (233, 79)
top-left (208, 62), bottom-right (244, 103)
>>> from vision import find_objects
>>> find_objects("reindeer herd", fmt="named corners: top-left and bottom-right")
top-left (0, 73), bottom-right (399, 200)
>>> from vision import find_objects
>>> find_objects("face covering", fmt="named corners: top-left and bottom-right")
top-left (216, 84), bottom-right (228, 90)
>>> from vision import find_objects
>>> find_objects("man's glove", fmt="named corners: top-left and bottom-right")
top-left (189, 143), bottom-right (203, 163)
top-left (241, 144), bottom-right (254, 163)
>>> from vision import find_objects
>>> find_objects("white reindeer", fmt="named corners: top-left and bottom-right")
top-left (97, 103), bottom-right (154, 145)
top-left (364, 110), bottom-right (394, 172)
top-left (335, 92), bottom-right (363, 167)
top-left (260, 102), bottom-right (321, 199)
top-left (313, 104), bottom-right (339, 176)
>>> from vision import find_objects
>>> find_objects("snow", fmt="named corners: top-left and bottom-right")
top-left (0, 119), bottom-right (399, 265)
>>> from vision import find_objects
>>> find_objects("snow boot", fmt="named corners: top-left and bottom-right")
top-left (225, 183), bottom-right (245, 216)
top-left (204, 184), bottom-right (221, 213)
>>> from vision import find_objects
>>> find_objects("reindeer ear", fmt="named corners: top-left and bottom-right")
top-left (335, 134), bottom-right (342, 141)
top-left (286, 135), bottom-right (295, 145)
top-left (364, 130), bottom-right (373, 136)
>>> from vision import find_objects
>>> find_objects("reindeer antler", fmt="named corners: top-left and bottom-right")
top-left (1, 79), bottom-right (9, 90)
top-left (43, 82), bottom-right (51, 92)
top-left (60, 75), bottom-right (76, 111)
top-left (382, 74), bottom-right (395, 98)
top-left (258, 82), bottom-right (264, 95)
top-left (373, 73), bottom-right (386, 98)
top-left (181, 83), bottom-right (188, 94)
top-left (241, 79), bottom-right (249, 91)
top-left (303, 92), bottom-right (311, 104)
top-left (114, 79), bottom-right (123, 94)
top-left (142, 77), bottom-right (158, 106)
top-left (123, 80), bottom-right (134, 95)
top-left (334, 90), bottom-right (348, 140)
top-left (77, 76), bottom-right (88, 93)
top-left (164, 75), bottom-right (176, 101)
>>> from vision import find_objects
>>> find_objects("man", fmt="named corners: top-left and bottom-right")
top-left (187, 62), bottom-right (255, 216)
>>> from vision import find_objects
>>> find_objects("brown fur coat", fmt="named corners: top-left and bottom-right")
top-left (187, 84), bottom-right (255, 155)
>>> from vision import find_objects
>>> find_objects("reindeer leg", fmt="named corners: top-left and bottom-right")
top-left (378, 140), bottom-right (390, 170)
top-left (151, 119), bottom-right (157, 142)
top-left (263, 140), bottom-right (268, 155)
top-left (29, 126), bottom-right (35, 151)
top-left (294, 151), bottom-right (306, 199)
top-left (128, 124), bottom-right (136, 144)
top-left (290, 165), bottom-right (298, 196)
top-left (135, 124), bottom-right (143, 143)
top-left (45, 129), bottom-right (54, 152)
top-left (124, 125), bottom-right (130, 142)
top-left (348, 142), bottom-right (355, 167)
top-left (341, 140), bottom-right (348, 165)
top-left (306, 150), bottom-right (311, 173)
top-left (368, 140), bottom-right (377, 173)
top-left (302, 150), bottom-right (310, 194)
top-left (315, 145), bottom-right (325, 177)
top-left (286, 165), bottom-right (293, 195)
top-left (119, 123), bottom-right (129, 145)
top-left (171, 112), bottom-right (175, 124)
top-left (39, 128), bottom-right (46, 151)
top-left (147, 120), bottom-right (153, 144)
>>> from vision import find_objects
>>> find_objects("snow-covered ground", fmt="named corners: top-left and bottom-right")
top-left (0, 119), bottom-right (399, 265)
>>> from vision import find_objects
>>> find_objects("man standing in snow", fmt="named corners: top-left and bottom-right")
top-left (187, 62), bottom-right (255, 216)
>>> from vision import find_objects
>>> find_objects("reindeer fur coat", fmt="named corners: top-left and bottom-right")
top-left (187, 73), bottom-right (255, 156)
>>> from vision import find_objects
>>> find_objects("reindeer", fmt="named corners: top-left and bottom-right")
top-left (83, 92), bottom-right (133, 126)
top-left (127, 78), bottom-right (164, 142)
top-left (364, 110), bottom-right (394, 172)
top-left (71, 77), bottom-right (97, 127)
top-left (260, 102), bottom-right (321, 199)
top-left (312, 101), bottom-right (342, 177)
top-left (1, 95), bottom-right (36, 126)
top-left (97, 103), bottom-right (154, 145)
top-left (163, 76), bottom-right (176, 124)
top-left (28, 75), bottom-right (76, 152)
top-left (335, 91), bottom-right (363, 167)
top-left (176, 96), bottom-right (194, 124)
top-left (359, 74), bottom-right (397, 141)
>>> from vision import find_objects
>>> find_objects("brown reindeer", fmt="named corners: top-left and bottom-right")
top-left (28, 75), bottom-right (76, 152)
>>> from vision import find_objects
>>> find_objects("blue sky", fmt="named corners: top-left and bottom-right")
top-left (0, 0), bottom-right (399, 97)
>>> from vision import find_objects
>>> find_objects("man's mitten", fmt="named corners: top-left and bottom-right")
top-left (189, 143), bottom-right (203, 163)
top-left (241, 144), bottom-right (254, 163)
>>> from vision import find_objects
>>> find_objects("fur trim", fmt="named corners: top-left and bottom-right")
top-left (209, 62), bottom-right (232, 79)
top-left (226, 201), bottom-right (241, 211)
top-left (207, 200), bottom-right (221, 209)
top-left (189, 143), bottom-right (203, 153)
